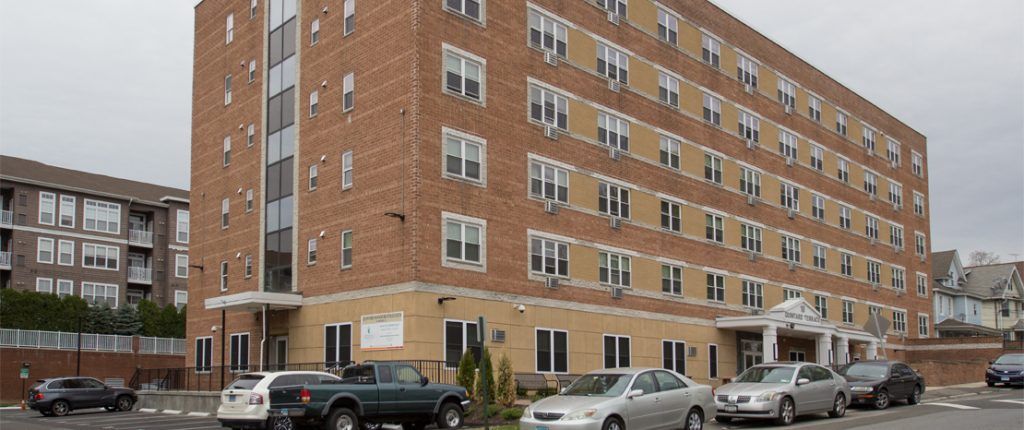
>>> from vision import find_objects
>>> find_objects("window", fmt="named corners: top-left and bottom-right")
top-left (82, 243), bottom-right (118, 270)
top-left (245, 190), bottom-right (254, 212)
top-left (37, 237), bottom-right (54, 264)
top-left (39, 192), bottom-right (56, 225)
top-left (867, 260), bottom-right (881, 284)
top-left (343, 0), bottom-right (355, 35)
top-left (444, 133), bottom-right (483, 183)
top-left (221, 198), bottom-right (230, 228)
top-left (780, 182), bottom-right (800, 211)
top-left (220, 261), bottom-right (229, 291)
top-left (528, 10), bottom-right (567, 57)
top-left (738, 110), bottom-right (760, 143)
top-left (530, 237), bottom-right (568, 277)
top-left (737, 54), bottom-right (758, 88)
top-left (444, 320), bottom-right (481, 368)
top-left (343, 73), bottom-right (355, 111)
top-left (598, 183), bottom-right (630, 218)
top-left (659, 73), bottom-right (679, 107)
top-left (230, 333), bottom-right (250, 372)
top-left (708, 344), bottom-right (719, 379)
top-left (808, 96), bottom-right (821, 122)
top-left (445, 218), bottom-right (483, 265)
top-left (912, 151), bottom-right (923, 176)
top-left (916, 273), bottom-right (928, 297)
top-left (839, 205), bottom-right (851, 229)
top-left (82, 282), bottom-right (117, 308)
top-left (892, 267), bottom-right (905, 291)
top-left (659, 136), bottom-right (680, 169)
top-left (862, 127), bottom-right (876, 152)
top-left (224, 74), bottom-right (232, 105)
top-left (893, 311), bottom-right (907, 333)
top-left (865, 215), bottom-right (879, 239)
top-left (701, 34), bottom-right (720, 68)
top-left (309, 164), bottom-right (319, 190)
top-left (195, 337), bottom-right (213, 373)
top-left (811, 194), bottom-right (825, 220)
top-left (782, 236), bottom-right (801, 263)
top-left (175, 254), bottom-right (188, 278)
top-left (603, 334), bottom-right (630, 368)
top-left (59, 196), bottom-right (75, 227)
top-left (57, 240), bottom-right (74, 266)
top-left (836, 111), bottom-right (848, 136)
top-left (307, 238), bottom-right (318, 264)
top-left (777, 78), bottom-right (795, 108)
top-left (174, 210), bottom-right (190, 242)
top-left (248, 61), bottom-right (256, 83)
top-left (662, 340), bottom-right (686, 374)
top-left (706, 273), bottom-right (724, 302)
top-left (250, 0), bottom-right (257, 18)
top-left (740, 224), bottom-right (762, 253)
top-left (529, 162), bottom-right (568, 203)
top-left (598, 112), bottom-right (630, 151)
top-left (57, 279), bottom-right (73, 298)
top-left (842, 301), bottom-right (854, 324)
top-left (890, 225), bottom-right (904, 249)
top-left (309, 90), bottom-right (318, 117)
top-left (813, 244), bottom-right (826, 269)
top-left (225, 13), bottom-right (234, 43)
top-left (660, 200), bottom-right (681, 233)
top-left (742, 281), bottom-right (763, 309)
top-left (918, 315), bottom-right (929, 337)
top-left (837, 158), bottom-right (850, 183)
top-left (840, 253), bottom-right (853, 276)
top-left (704, 154), bottom-right (722, 184)
top-left (444, 48), bottom-right (484, 102)
top-left (810, 145), bottom-right (824, 171)
top-left (599, 252), bottom-right (631, 287)
top-left (705, 214), bottom-right (723, 243)
top-left (662, 265), bottom-right (682, 295)
top-left (657, 8), bottom-right (677, 44)
top-left (740, 167), bottom-right (761, 197)
top-left (864, 171), bottom-right (877, 196)
top-left (529, 86), bottom-right (568, 129)
top-left (175, 291), bottom-right (188, 311)
top-left (815, 296), bottom-right (829, 319)
top-left (887, 139), bottom-right (901, 165)
top-left (326, 323), bottom-right (354, 368)
top-left (913, 192), bottom-right (925, 216)
top-left (245, 254), bottom-right (253, 278)
top-left (784, 288), bottom-right (802, 300)
top-left (311, 18), bottom-right (320, 45)
top-left (778, 129), bottom-right (797, 160)
top-left (446, 0), bottom-right (483, 22)
top-left (889, 183), bottom-right (903, 207)
top-left (341, 230), bottom-right (353, 268)
top-left (342, 150), bottom-right (353, 189)
top-left (222, 135), bottom-right (233, 166)
top-left (915, 233), bottom-right (926, 256)
top-left (597, 44), bottom-right (628, 84)
top-left (702, 93), bottom-right (721, 126)
top-left (36, 278), bottom-right (53, 294)
top-left (247, 123), bottom-right (255, 146)
top-left (536, 329), bottom-right (568, 373)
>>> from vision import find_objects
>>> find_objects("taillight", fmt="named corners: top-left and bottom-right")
top-left (34, 393), bottom-right (44, 400)
top-left (299, 388), bottom-right (311, 404)
top-left (248, 393), bottom-right (264, 405)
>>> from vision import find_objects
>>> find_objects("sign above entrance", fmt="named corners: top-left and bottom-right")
top-left (769, 298), bottom-right (823, 325)
top-left (361, 312), bottom-right (404, 350)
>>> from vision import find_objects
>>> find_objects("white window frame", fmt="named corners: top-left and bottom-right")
top-left (341, 230), bottom-right (353, 269)
top-left (59, 195), bottom-right (75, 228)
top-left (782, 236), bottom-right (801, 263)
top-left (777, 78), bottom-right (795, 108)
top-left (221, 198), bottom-right (230, 229)
top-left (223, 136), bottom-right (231, 166)
top-left (344, 0), bottom-right (355, 35)
top-left (528, 9), bottom-right (567, 57)
top-left (225, 13), bottom-right (234, 44)
top-left (916, 273), bottom-right (928, 297)
top-left (887, 139), bottom-right (901, 165)
top-left (57, 279), bottom-right (73, 298)
top-left (37, 237), bottom-right (54, 264)
top-left (308, 238), bottom-right (318, 265)
top-left (442, 212), bottom-right (486, 271)
top-left (529, 161), bottom-right (569, 203)
top-left (740, 167), bottom-right (761, 197)
top-left (893, 311), bottom-right (907, 333)
top-left (229, 332), bottom-right (251, 373)
top-left (836, 111), bottom-right (848, 135)
top-left (813, 244), bottom-right (827, 269)
top-left (248, 61), bottom-right (256, 83)
top-left (742, 280), bottom-right (764, 309)
top-left (815, 295), bottom-right (829, 318)
top-left (738, 110), bottom-right (760, 143)
top-left (889, 182), bottom-right (903, 206)
top-left (839, 205), bottom-right (852, 229)
top-left (244, 254), bottom-right (253, 278)
top-left (195, 337), bottom-right (213, 373)
top-left (740, 224), bottom-right (762, 253)
top-left (866, 215), bottom-right (879, 239)
top-left (706, 273), bottom-right (725, 302)
top-left (705, 214), bottom-right (723, 243)
top-left (309, 164), bottom-right (319, 190)
top-left (842, 301), bottom-right (854, 324)
top-left (309, 90), bottom-right (319, 117)
top-left (245, 189), bottom-right (254, 212)
top-left (661, 264), bottom-right (682, 295)
top-left (36, 278), bottom-right (53, 294)
top-left (892, 267), bottom-right (906, 291)
top-left (913, 192), bottom-right (925, 216)
top-left (443, 129), bottom-right (485, 184)
top-left (811, 194), bottom-right (825, 220)
top-left (659, 136), bottom-right (680, 170)
top-left (247, 123), bottom-right (255, 146)
top-left (863, 126), bottom-right (876, 151)
top-left (311, 18), bottom-right (320, 45)
top-left (603, 334), bottom-right (631, 368)
top-left (778, 129), bottom-right (798, 160)
top-left (662, 339), bottom-right (687, 375)
top-left (780, 182), bottom-right (800, 211)
top-left (867, 260), bottom-right (881, 284)
top-left (784, 288), bottom-right (802, 300)
top-left (840, 253), bottom-right (853, 277)
top-left (536, 328), bottom-right (569, 374)
top-left (82, 243), bottom-right (119, 270)
top-left (443, 45), bottom-right (486, 103)
top-left (175, 254), bottom-right (189, 278)
top-left (810, 145), bottom-right (824, 171)
top-left (737, 54), bottom-right (758, 87)
top-left (57, 239), bottom-right (74, 266)
top-left (250, 0), bottom-right (257, 19)
top-left (915, 232), bottom-right (926, 256)
top-left (704, 153), bottom-right (723, 184)
top-left (81, 282), bottom-right (118, 308)
top-left (445, 0), bottom-right (484, 23)
top-left (708, 343), bottom-right (719, 379)
top-left (598, 252), bottom-right (631, 288)
top-left (918, 314), bottom-right (929, 337)
top-left (659, 72), bottom-right (679, 107)
top-left (342, 150), bottom-right (353, 189)
top-left (224, 74), bottom-right (232, 105)
top-left (598, 182), bottom-right (631, 219)
top-left (657, 8), bottom-right (678, 45)
top-left (911, 151), bottom-right (923, 176)
top-left (701, 33), bottom-right (720, 67)
top-left (890, 225), bottom-right (904, 248)
top-left (864, 171), bottom-right (877, 196)
top-left (220, 261), bottom-right (229, 291)
top-left (660, 200), bottom-right (681, 233)
top-left (808, 95), bottom-right (821, 122)
top-left (176, 210), bottom-right (190, 243)
top-left (837, 157), bottom-right (850, 183)
top-left (39, 192), bottom-right (56, 225)
top-left (597, 43), bottom-right (629, 84)
top-left (175, 291), bottom-right (188, 311)
top-left (598, 112), bottom-right (630, 151)
top-left (529, 86), bottom-right (568, 129)
top-left (343, 73), bottom-right (355, 111)
top-left (530, 237), bottom-right (569, 277)
top-left (702, 93), bottom-right (721, 126)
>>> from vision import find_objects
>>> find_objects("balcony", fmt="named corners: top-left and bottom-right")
top-left (128, 229), bottom-right (153, 247)
top-left (0, 210), bottom-right (11, 228)
top-left (127, 267), bottom-right (152, 284)
top-left (0, 251), bottom-right (10, 270)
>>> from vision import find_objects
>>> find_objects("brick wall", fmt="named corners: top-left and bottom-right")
top-left (902, 336), bottom-right (1007, 387)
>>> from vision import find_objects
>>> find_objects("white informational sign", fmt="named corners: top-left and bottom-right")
top-left (361, 312), bottom-right (404, 350)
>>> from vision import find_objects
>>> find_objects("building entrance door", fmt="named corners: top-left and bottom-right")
top-left (789, 349), bottom-right (806, 362)
top-left (741, 339), bottom-right (763, 371)
top-left (271, 336), bottom-right (288, 371)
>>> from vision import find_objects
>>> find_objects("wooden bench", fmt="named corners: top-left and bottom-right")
top-left (515, 373), bottom-right (555, 392)
top-left (555, 374), bottom-right (580, 390)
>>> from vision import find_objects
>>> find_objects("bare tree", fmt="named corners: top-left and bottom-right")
top-left (967, 250), bottom-right (1001, 266)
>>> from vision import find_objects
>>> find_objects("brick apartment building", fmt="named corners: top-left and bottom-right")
top-left (0, 155), bottom-right (190, 309)
top-left (188, 0), bottom-right (932, 384)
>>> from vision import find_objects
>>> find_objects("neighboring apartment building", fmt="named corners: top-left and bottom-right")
top-left (0, 155), bottom-right (190, 310)
top-left (932, 250), bottom-right (1024, 339)
top-left (188, 0), bottom-right (932, 383)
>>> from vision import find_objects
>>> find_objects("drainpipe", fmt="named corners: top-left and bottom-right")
top-left (260, 304), bottom-right (268, 371)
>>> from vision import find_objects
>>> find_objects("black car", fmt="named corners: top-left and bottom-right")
top-left (27, 377), bottom-right (137, 417)
top-left (986, 353), bottom-right (1024, 387)
top-left (838, 360), bottom-right (925, 410)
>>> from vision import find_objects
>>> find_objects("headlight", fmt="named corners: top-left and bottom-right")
top-left (757, 391), bottom-right (780, 402)
top-left (561, 409), bottom-right (598, 421)
top-left (986, 368), bottom-right (996, 374)
top-left (522, 406), bottom-right (533, 419)
top-left (850, 386), bottom-right (874, 392)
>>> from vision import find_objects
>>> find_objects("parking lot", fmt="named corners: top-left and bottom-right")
top-left (0, 408), bottom-right (223, 430)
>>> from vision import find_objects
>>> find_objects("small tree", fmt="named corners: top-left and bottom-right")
top-left (83, 303), bottom-right (116, 334)
top-left (111, 305), bottom-right (143, 335)
top-left (474, 347), bottom-right (495, 404)
top-left (456, 349), bottom-right (477, 396)
top-left (496, 353), bottom-right (516, 407)
top-left (968, 250), bottom-right (1001, 266)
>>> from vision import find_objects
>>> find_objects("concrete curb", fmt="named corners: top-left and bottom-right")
top-left (187, 411), bottom-right (212, 417)
top-left (161, 409), bottom-right (182, 415)
top-left (138, 408), bottom-right (157, 413)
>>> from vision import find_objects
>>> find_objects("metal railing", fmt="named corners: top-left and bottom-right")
top-left (127, 266), bottom-right (153, 283)
top-left (0, 328), bottom-right (186, 355)
top-left (0, 209), bottom-right (11, 227)
top-left (0, 251), bottom-right (10, 268)
top-left (128, 229), bottom-right (153, 246)
top-left (139, 337), bottom-right (187, 355)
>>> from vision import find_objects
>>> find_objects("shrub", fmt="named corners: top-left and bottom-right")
top-left (496, 353), bottom-right (516, 407)
top-left (474, 348), bottom-right (495, 403)
top-left (500, 408), bottom-right (523, 421)
top-left (456, 349), bottom-right (477, 397)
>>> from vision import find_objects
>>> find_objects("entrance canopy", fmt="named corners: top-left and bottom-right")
top-left (204, 291), bottom-right (303, 312)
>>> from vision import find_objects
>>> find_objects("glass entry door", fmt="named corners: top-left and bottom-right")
top-left (741, 339), bottom-right (763, 371)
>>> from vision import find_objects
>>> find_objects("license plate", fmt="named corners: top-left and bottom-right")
top-left (228, 395), bottom-right (236, 402)
top-left (281, 409), bottom-right (289, 416)
top-left (725, 405), bottom-right (738, 413)
top-left (1002, 377), bottom-right (1009, 381)
top-left (536, 426), bottom-right (549, 430)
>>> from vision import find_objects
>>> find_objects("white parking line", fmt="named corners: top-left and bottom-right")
top-left (993, 399), bottom-right (1024, 405)
top-left (927, 402), bottom-right (980, 410)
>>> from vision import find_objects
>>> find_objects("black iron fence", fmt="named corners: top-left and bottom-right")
top-left (130, 360), bottom-right (457, 392)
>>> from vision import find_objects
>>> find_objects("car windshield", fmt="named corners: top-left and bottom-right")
top-left (839, 363), bottom-right (889, 379)
top-left (562, 374), bottom-right (631, 397)
top-left (734, 366), bottom-right (795, 383)
top-left (994, 354), bottom-right (1024, 365)
top-left (227, 374), bottom-right (265, 390)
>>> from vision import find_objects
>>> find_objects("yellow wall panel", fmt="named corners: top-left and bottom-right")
top-left (761, 175), bottom-right (780, 204)
top-left (849, 163), bottom-right (864, 190)
top-left (567, 28), bottom-right (596, 71)
top-left (796, 89), bottom-right (809, 116)
top-left (678, 21), bottom-right (701, 56)
top-left (823, 151), bottom-right (838, 177)
top-left (684, 267), bottom-right (705, 299)
top-left (852, 255), bottom-right (866, 280)
top-left (826, 245), bottom-right (842, 273)
top-left (631, 0), bottom-right (659, 38)
top-left (848, 121), bottom-right (864, 147)
top-left (631, 123), bottom-right (661, 162)
top-left (681, 144), bottom-right (704, 178)
top-left (764, 283), bottom-right (784, 308)
top-left (721, 103), bottom-right (739, 136)
top-left (759, 69), bottom-right (778, 99)
top-left (569, 244), bottom-right (599, 283)
top-left (681, 205), bottom-right (705, 238)
top-left (720, 46), bottom-right (738, 80)
top-left (722, 159), bottom-right (740, 191)
top-left (797, 138), bottom-right (811, 165)
top-left (568, 99), bottom-right (599, 142)
top-left (761, 122), bottom-right (778, 148)
top-left (763, 230), bottom-right (780, 260)
top-left (723, 275), bottom-right (741, 305)
top-left (569, 172), bottom-right (600, 212)
top-left (631, 61), bottom-right (660, 99)
top-left (680, 82), bottom-right (703, 118)
top-left (632, 191), bottom-right (661, 226)
top-left (822, 103), bottom-right (838, 132)
top-left (631, 257), bottom-right (662, 293)
top-left (723, 217), bottom-right (742, 246)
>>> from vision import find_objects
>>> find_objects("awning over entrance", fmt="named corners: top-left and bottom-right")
top-left (717, 299), bottom-right (882, 365)
top-left (204, 291), bottom-right (303, 312)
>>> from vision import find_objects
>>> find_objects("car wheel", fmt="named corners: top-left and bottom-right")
top-left (362, 422), bottom-right (383, 430)
top-left (115, 395), bottom-right (134, 411)
top-left (873, 389), bottom-right (890, 410)
top-left (908, 385), bottom-right (922, 405)
top-left (269, 416), bottom-right (294, 430)
top-left (685, 408), bottom-right (703, 430)
top-left (986, 382), bottom-right (995, 387)
top-left (39, 410), bottom-right (53, 417)
top-left (828, 393), bottom-right (846, 418)
top-left (50, 400), bottom-right (70, 417)
top-left (602, 416), bottom-right (625, 430)
top-left (436, 402), bottom-right (464, 429)
top-left (774, 397), bottom-right (795, 426)
top-left (714, 416), bottom-right (733, 424)
top-left (327, 407), bottom-right (359, 430)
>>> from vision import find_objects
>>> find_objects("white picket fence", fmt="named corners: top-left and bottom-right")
top-left (139, 336), bottom-right (187, 355)
top-left (0, 328), bottom-right (184, 355)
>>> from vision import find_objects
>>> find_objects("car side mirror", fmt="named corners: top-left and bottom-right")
top-left (796, 378), bottom-right (810, 386)
top-left (627, 389), bottom-right (644, 399)
top-left (559, 387), bottom-right (568, 395)
top-left (988, 360), bottom-right (994, 365)
top-left (420, 376), bottom-right (429, 386)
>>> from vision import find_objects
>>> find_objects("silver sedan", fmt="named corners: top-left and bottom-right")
top-left (519, 367), bottom-right (716, 430)
top-left (714, 362), bottom-right (851, 426)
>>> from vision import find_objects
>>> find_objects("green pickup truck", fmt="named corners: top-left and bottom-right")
top-left (268, 362), bottom-right (470, 430)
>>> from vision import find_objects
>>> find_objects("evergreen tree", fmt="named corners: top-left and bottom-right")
top-left (83, 304), bottom-right (116, 334)
top-left (496, 353), bottom-right (516, 407)
top-left (111, 305), bottom-right (143, 335)
top-left (456, 349), bottom-right (477, 397)
top-left (474, 347), bottom-right (495, 404)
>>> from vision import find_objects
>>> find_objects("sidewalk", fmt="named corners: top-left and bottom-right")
top-left (922, 381), bottom-right (992, 402)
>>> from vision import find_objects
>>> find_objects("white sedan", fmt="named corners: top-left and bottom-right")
top-left (217, 371), bottom-right (340, 430)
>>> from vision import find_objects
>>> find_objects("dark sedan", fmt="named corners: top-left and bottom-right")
top-left (837, 360), bottom-right (925, 410)
top-left (986, 353), bottom-right (1024, 387)
top-left (27, 377), bottom-right (137, 417)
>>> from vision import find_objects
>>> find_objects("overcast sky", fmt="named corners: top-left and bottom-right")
top-left (1, 1), bottom-right (1022, 259)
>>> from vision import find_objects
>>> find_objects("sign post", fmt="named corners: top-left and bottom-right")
top-left (19, 363), bottom-right (30, 410)
top-left (477, 316), bottom-right (488, 430)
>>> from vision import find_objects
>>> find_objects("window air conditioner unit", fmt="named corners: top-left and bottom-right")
top-left (747, 195), bottom-right (756, 206)
top-left (607, 11), bottom-right (620, 25)
top-left (919, 254), bottom-right (927, 263)
top-left (788, 261), bottom-right (797, 271)
top-left (891, 160), bottom-right (898, 169)
top-left (869, 194), bottom-right (876, 202)
top-left (746, 139), bottom-right (756, 150)
top-left (491, 329), bottom-right (506, 343)
top-left (611, 287), bottom-right (624, 298)
top-left (545, 277), bottom-right (559, 289)
top-left (608, 79), bottom-right (620, 93)
top-left (784, 105), bottom-right (794, 115)
top-left (896, 289), bottom-right (905, 297)
top-left (787, 209), bottom-right (796, 219)
top-left (609, 147), bottom-right (621, 160)
top-left (751, 309), bottom-right (764, 315)
top-left (893, 203), bottom-right (902, 211)
top-left (544, 126), bottom-right (559, 140)
top-left (900, 333), bottom-right (907, 341)
top-left (543, 51), bottom-right (558, 67)
top-left (744, 84), bottom-right (753, 95)
top-left (609, 217), bottom-right (622, 229)
top-left (544, 201), bottom-right (560, 214)
top-left (687, 346), bottom-right (698, 357)
top-left (870, 237), bottom-right (877, 245)
top-left (785, 157), bottom-right (795, 167)
top-left (872, 283), bottom-right (881, 291)
top-left (748, 251), bottom-right (757, 262)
